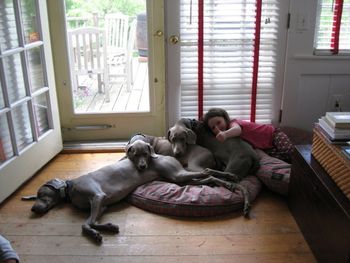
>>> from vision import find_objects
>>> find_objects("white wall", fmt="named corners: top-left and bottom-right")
top-left (281, 0), bottom-right (350, 131)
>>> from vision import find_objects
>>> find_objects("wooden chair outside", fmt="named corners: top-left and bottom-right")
top-left (126, 19), bottom-right (137, 91)
top-left (67, 26), bottom-right (111, 102)
top-left (105, 13), bottom-right (136, 91)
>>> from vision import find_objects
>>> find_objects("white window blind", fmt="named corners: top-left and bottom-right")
top-left (314, 0), bottom-right (350, 54)
top-left (179, 0), bottom-right (281, 123)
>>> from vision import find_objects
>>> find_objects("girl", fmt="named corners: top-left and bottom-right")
top-left (203, 107), bottom-right (293, 163)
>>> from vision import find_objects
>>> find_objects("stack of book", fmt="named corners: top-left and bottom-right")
top-left (316, 112), bottom-right (350, 144)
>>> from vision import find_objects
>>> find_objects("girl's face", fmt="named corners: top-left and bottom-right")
top-left (207, 116), bottom-right (228, 135)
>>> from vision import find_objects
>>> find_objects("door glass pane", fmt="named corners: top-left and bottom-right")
top-left (12, 103), bottom-right (33, 151)
top-left (21, 0), bottom-right (41, 44)
top-left (0, 81), bottom-right (4, 109)
top-left (0, 114), bottom-right (14, 164)
top-left (27, 47), bottom-right (45, 92)
top-left (33, 92), bottom-right (49, 136)
top-left (0, 0), bottom-right (19, 51)
top-left (3, 53), bottom-right (26, 103)
top-left (65, 0), bottom-right (150, 114)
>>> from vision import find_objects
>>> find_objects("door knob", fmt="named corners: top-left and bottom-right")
top-left (155, 30), bottom-right (163, 37)
top-left (169, 35), bottom-right (179, 44)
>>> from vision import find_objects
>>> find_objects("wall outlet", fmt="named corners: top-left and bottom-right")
top-left (332, 94), bottom-right (342, 110)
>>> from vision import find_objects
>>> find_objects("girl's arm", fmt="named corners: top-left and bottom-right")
top-left (215, 122), bottom-right (242, 142)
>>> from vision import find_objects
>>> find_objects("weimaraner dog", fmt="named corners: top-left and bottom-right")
top-left (30, 140), bottom-right (237, 244)
top-left (178, 118), bottom-right (260, 180)
top-left (166, 119), bottom-right (261, 216)
top-left (129, 133), bottom-right (251, 216)
top-left (128, 133), bottom-right (216, 172)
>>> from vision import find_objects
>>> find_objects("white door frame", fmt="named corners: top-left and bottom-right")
top-left (47, 0), bottom-right (167, 141)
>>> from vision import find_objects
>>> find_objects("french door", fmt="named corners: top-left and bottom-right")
top-left (48, 0), bottom-right (166, 141)
top-left (165, 0), bottom-right (290, 126)
top-left (0, 0), bottom-right (62, 202)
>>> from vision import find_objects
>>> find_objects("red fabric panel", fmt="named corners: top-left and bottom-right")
top-left (198, 0), bottom-right (204, 120)
top-left (251, 0), bottom-right (262, 122)
top-left (331, 0), bottom-right (344, 54)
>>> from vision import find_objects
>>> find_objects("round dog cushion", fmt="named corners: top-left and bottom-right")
top-left (128, 176), bottom-right (262, 217)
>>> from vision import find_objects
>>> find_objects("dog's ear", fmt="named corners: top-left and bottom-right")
top-left (147, 143), bottom-right (158, 158)
top-left (166, 128), bottom-right (173, 142)
top-left (125, 143), bottom-right (134, 159)
top-left (185, 128), bottom-right (197, 144)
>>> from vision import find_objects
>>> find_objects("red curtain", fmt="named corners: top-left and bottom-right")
top-left (331, 0), bottom-right (344, 54)
top-left (197, 0), bottom-right (262, 122)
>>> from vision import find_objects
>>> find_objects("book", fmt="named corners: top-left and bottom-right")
top-left (314, 124), bottom-right (349, 144)
top-left (341, 146), bottom-right (350, 160)
top-left (325, 112), bottom-right (350, 129)
top-left (318, 117), bottom-right (350, 140)
top-left (323, 116), bottom-right (350, 133)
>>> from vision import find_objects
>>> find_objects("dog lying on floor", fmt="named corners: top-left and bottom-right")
top-left (30, 140), bottom-right (237, 244)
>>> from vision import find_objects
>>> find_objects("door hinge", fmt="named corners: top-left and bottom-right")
top-left (287, 13), bottom-right (291, 29)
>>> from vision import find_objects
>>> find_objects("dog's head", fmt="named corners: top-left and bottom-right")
top-left (31, 179), bottom-right (67, 214)
top-left (126, 140), bottom-right (157, 171)
top-left (167, 124), bottom-right (197, 157)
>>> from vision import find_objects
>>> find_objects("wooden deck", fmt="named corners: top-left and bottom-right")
top-left (74, 58), bottom-right (149, 113)
top-left (0, 152), bottom-right (316, 263)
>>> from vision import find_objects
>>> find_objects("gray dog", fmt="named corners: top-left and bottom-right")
top-left (166, 123), bottom-right (216, 172)
top-left (166, 118), bottom-right (261, 216)
top-left (179, 118), bottom-right (260, 180)
top-left (30, 140), bottom-right (237, 244)
top-left (128, 133), bottom-right (216, 172)
top-left (128, 133), bottom-right (251, 216)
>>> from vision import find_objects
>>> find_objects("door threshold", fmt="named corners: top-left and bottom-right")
top-left (62, 141), bottom-right (127, 153)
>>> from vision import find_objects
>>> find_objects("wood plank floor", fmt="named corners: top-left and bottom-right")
top-left (0, 152), bottom-right (316, 263)
top-left (74, 58), bottom-right (149, 113)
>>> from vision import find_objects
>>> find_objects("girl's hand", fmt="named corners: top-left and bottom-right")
top-left (216, 131), bottom-right (227, 142)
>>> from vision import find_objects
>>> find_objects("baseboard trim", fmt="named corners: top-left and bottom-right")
top-left (62, 141), bottom-right (127, 153)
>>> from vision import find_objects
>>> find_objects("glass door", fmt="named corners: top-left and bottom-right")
top-left (48, 0), bottom-right (166, 142)
top-left (0, 0), bottom-right (62, 203)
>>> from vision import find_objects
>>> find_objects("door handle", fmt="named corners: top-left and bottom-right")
top-left (169, 35), bottom-right (179, 45)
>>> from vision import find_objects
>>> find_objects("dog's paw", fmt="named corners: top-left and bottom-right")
top-left (94, 232), bottom-right (103, 244)
top-left (243, 203), bottom-right (251, 218)
top-left (202, 168), bottom-right (214, 175)
top-left (105, 223), bottom-right (119, 233)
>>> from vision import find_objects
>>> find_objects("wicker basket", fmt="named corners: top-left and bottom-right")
top-left (311, 128), bottom-right (350, 200)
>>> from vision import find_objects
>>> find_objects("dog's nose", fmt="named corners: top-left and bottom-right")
top-left (138, 163), bottom-right (147, 170)
top-left (174, 148), bottom-right (183, 156)
top-left (31, 205), bottom-right (38, 213)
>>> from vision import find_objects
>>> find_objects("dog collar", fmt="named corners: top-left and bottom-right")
top-left (44, 178), bottom-right (70, 201)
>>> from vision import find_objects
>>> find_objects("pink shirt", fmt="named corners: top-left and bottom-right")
top-left (230, 119), bottom-right (275, 149)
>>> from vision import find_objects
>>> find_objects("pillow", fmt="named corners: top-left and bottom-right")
top-left (255, 149), bottom-right (291, 196)
top-left (128, 175), bottom-right (262, 217)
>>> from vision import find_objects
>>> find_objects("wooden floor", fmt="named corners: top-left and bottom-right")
top-left (74, 58), bottom-right (149, 113)
top-left (0, 152), bottom-right (316, 263)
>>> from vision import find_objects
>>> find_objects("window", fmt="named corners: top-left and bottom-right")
top-left (179, 0), bottom-right (283, 123)
top-left (0, 0), bottom-right (52, 165)
top-left (314, 0), bottom-right (350, 54)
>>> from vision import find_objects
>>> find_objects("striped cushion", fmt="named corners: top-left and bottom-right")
top-left (128, 176), bottom-right (262, 217)
top-left (255, 149), bottom-right (291, 196)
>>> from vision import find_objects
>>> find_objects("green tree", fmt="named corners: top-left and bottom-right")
top-left (65, 0), bottom-right (145, 17)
